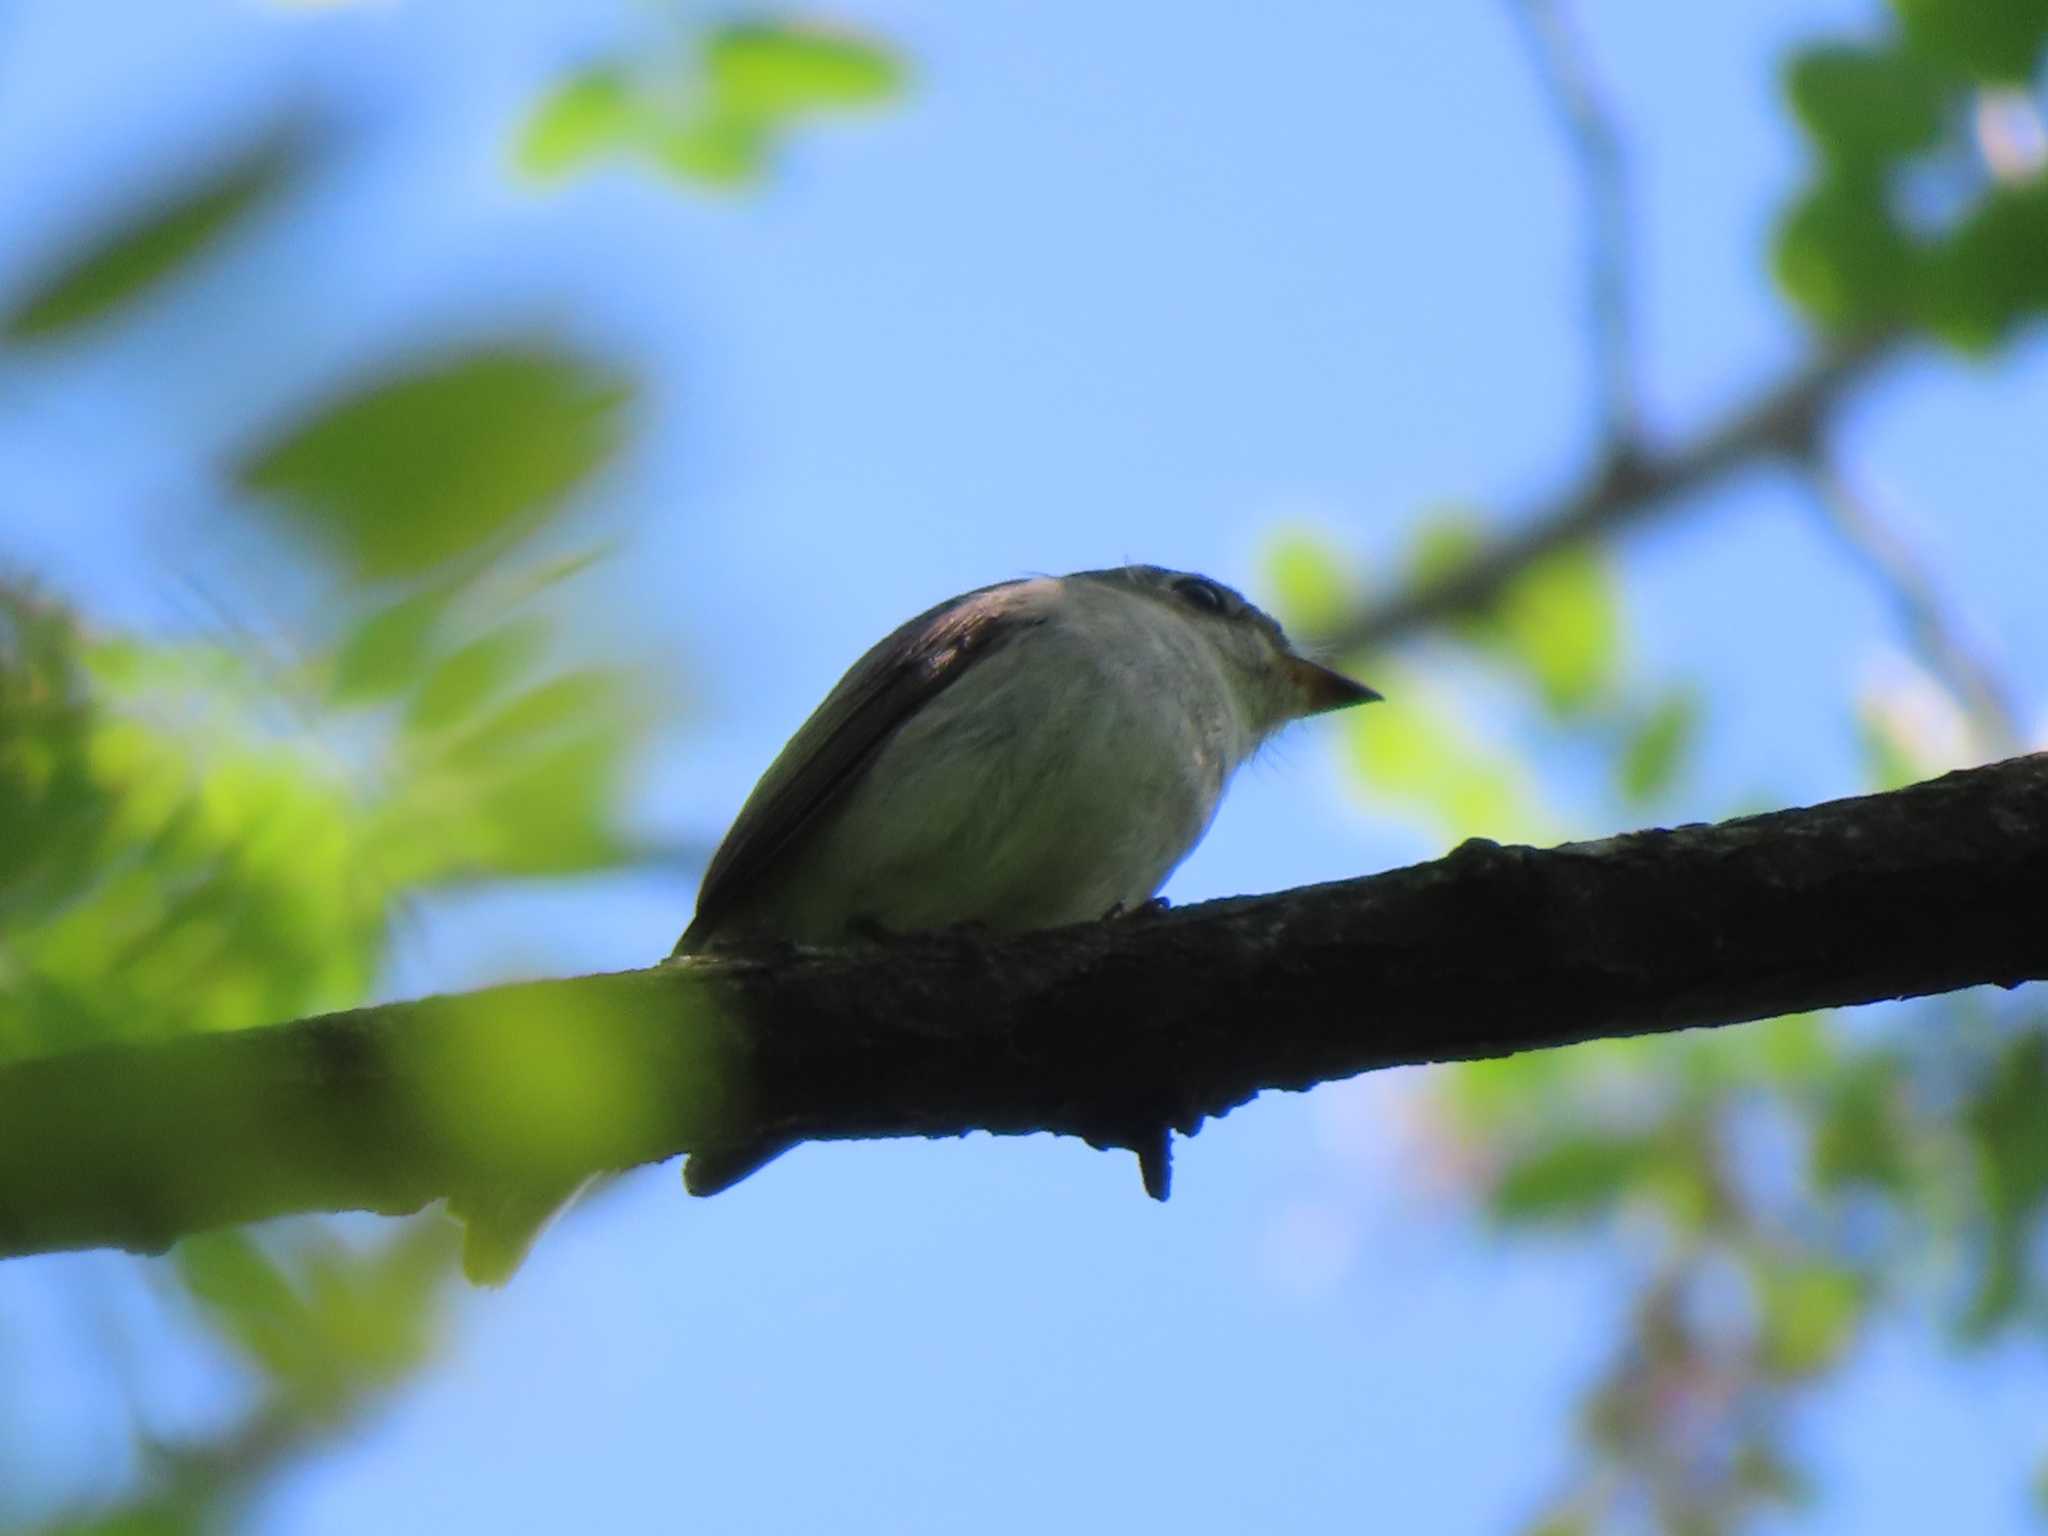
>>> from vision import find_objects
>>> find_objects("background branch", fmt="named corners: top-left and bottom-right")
top-left (1506, 0), bottom-right (1640, 447)
top-left (1318, 330), bottom-right (1904, 654)
top-left (3, 751), bottom-right (2042, 1267)
top-left (1802, 453), bottom-right (2026, 756)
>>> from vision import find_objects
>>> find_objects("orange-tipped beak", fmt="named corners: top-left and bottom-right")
top-left (1287, 655), bottom-right (1382, 716)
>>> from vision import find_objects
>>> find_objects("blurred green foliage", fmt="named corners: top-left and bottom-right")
top-left (0, 34), bottom-right (696, 1519)
top-left (5, 0), bottom-right (2046, 1531)
top-left (0, 10), bottom-right (912, 1526)
top-left (1261, 6), bottom-right (2048, 1527)
top-left (519, 19), bottom-right (906, 188)
top-left (2, 132), bottom-right (302, 342)
top-left (1776, 0), bottom-right (2048, 345)
top-left (239, 350), bottom-right (633, 580)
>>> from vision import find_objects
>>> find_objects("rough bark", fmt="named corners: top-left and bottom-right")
top-left (2, 752), bottom-right (2043, 1264)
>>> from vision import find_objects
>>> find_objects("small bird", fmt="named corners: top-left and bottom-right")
top-left (671, 564), bottom-right (1379, 1194)
top-left (457, 565), bottom-right (1376, 1281)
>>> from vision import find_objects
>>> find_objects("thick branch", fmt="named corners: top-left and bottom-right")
top-left (3, 753), bottom-right (2043, 1263)
top-left (1321, 330), bottom-right (1902, 653)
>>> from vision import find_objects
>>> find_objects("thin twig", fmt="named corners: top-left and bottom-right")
top-left (1804, 454), bottom-right (2025, 756)
top-left (1316, 330), bottom-right (1903, 654)
top-left (1505, 0), bottom-right (1640, 448)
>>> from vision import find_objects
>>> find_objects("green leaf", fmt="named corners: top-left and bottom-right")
top-left (1785, 44), bottom-right (1951, 167)
top-left (1345, 683), bottom-right (1550, 842)
top-left (1259, 526), bottom-right (1356, 636)
top-left (330, 588), bottom-right (451, 704)
top-left (706, 22), bottom-right (907, 116)
top-left (1499, 551), bottom-right (1621, 714)
top-left (5, 134), bottom-right (299, 342)
top-left (1962, 1030), bottom-right (2048, 1334)
top-left (1891, 0), bottom-right (2048, 83)
top-left (1617, 688), bottom-right (1699, 804)
top-left (297, 1219), bottom-right (457, 1386)
top-left (1492, 1133), bottom-right (1660, 1221)
top-left (238, 347), bottom-right (635, 579)
top-left (388, 669), bottom-right (637, 880)
top-left (178, 1224), bottom-right (456, 1409)
top-left (517, 68), bottom-right (640, 178)
top-left (1774, 172), bottom-right (1919, 332)
top-left (1756, 1261), bottom-right (1864, 1377)
top-left (1812, 1052), bottom-right (1912, 1191)
top-left (405, 620), bottom-right (547, 733)
top-left (1923, 178), bottom-right (2048, 351)
top-left (36, 1502), bottom-right (206, 1536)
top-left (177, 1230), bottom-right (333, 1403)
top-left (1856, 698), bottom-right (1929, 790)
top-left (655, 106), bottom-right (774, 189)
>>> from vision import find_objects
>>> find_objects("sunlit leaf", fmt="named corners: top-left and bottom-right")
top-left (1754, 1011), bottom-right (1836, 1084)
top-left (179, 1223), bottom-right (456, 1409)
top-left (655, 107), bottom-right (774, 188)
top-left (238, 347), bottom-right (635, 579)
top-left (4, 134), bottom-right (299, 341)
top-left (405, 621), bottom-right (547, 733)
top-left (706, 22), bottom-right (906, 115)
top-left (387, 669), bottom-right (639, 880)
top-left (1756, 1260), bottom-right (1864, 1377)
top-left (1491, 1132), bottom-right (1660, 1221)
top-left (1345, 684), bottom-right (1550, 842)
top-left (1856, 703), bottom-right (1927, 791)
top-left (330, 588), bottom-right (451, 704)
top-left (1403, 510), bottom-right (1501, 643)
top-left (1617, 688), bottom-right (1699, 804)
top-left (1260, 526), bottom-right (1357, 637)
top-left (177, 1230), bottom-right (333, 1403)
top-left (298, 1219), bottom-right (458, 1386)
top-left (0, 589), bottom-right (106, 930)
top-left (1499, 551), bottom-right (1620, 714)
top-left (518, 68), bottom-right (640, 178)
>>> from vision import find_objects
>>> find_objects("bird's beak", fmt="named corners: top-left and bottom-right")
top-left (1286, 655), bottom-right (1382, 716)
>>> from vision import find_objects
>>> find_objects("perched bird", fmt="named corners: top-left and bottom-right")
top-left (458, 564), bottom-right (1377, 1281)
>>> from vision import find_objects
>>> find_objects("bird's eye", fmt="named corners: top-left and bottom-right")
top-left (1172, 576), bottom-right (1230, 615)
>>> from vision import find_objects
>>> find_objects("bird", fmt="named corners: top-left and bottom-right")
top-left (456, 564), bottom-right (1377, 1282)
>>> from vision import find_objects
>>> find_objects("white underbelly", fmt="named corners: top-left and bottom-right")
top-left (777, 626), bottom-right (1243, 939)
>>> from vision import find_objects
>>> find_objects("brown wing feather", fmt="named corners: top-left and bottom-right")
top-left (674, 579), bottom-right (1047, 953)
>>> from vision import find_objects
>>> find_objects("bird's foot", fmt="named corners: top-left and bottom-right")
top-left (1102, 896), bottom-right (1172, 922)
top-left (1135, 1125), bottom-right (1172, 1201)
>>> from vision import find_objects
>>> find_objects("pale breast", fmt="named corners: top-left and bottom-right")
top-left (768, 603), bottom-right (1251, 940)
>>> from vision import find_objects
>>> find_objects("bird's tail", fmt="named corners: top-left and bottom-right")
top-left (683, 1140), bottom-right (792, 1196)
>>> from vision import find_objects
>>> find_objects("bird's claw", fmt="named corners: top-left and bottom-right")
top-left (1103, 896), bottom-right (1172, 922)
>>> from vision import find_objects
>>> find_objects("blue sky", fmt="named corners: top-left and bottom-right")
top-left (2, 1), bottom-right (2046, 1532)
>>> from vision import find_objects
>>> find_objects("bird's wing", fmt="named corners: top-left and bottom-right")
top-left (674, 578), bottom-right (1050, 952)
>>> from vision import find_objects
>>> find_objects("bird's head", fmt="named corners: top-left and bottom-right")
top-left (1076, 564), bottom-right (1381, 733)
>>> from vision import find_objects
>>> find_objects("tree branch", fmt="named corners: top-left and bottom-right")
top-left (1802, 453), bottom-right (2026, 757)
top-left (3, 752), bottom-right (2042, 1265)
top-left (1318, 330), bottom-right (1903, 653)
top-left (1505, 0), bottom-right (1641, 446)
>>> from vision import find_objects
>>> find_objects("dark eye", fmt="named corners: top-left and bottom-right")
top-left (1172, 575), bottom-right (1230, 615)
